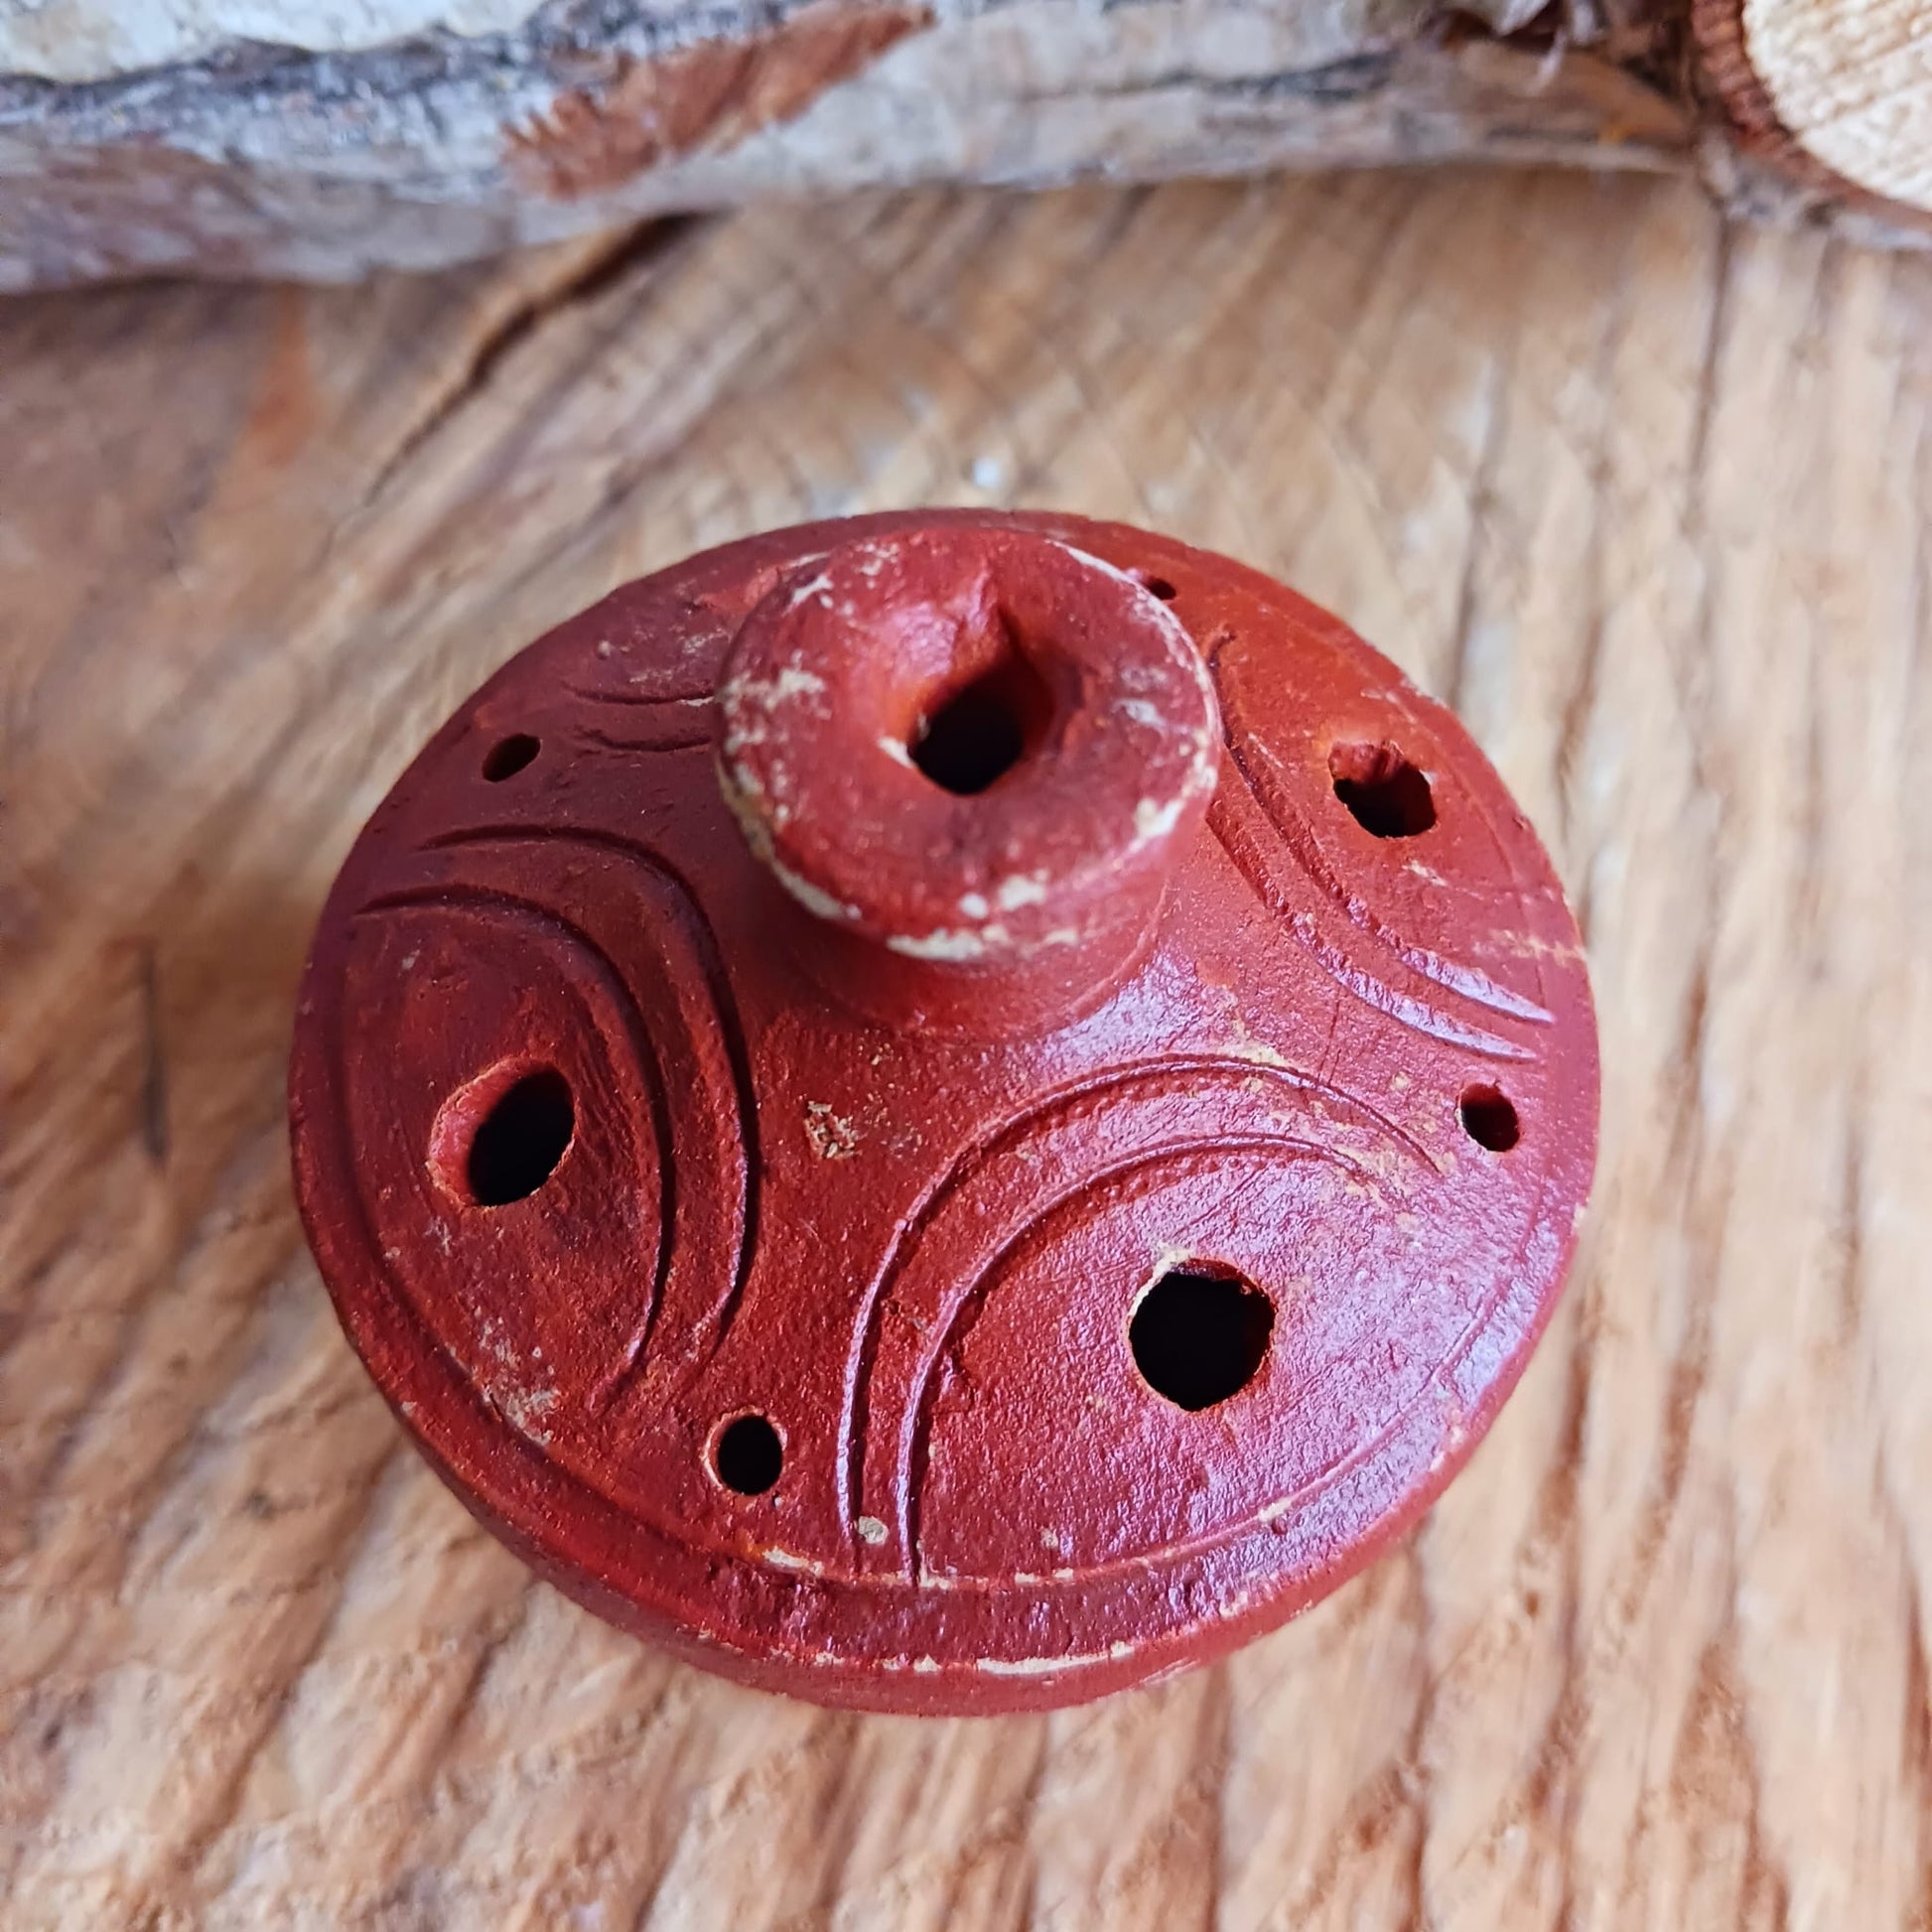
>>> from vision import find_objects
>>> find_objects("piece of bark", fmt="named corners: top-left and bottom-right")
top-left (0, 0), bottom-right (1924, 290)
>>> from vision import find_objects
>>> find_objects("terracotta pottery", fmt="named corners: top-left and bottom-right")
top-left (289, 511), bottom-right (1598, 1715)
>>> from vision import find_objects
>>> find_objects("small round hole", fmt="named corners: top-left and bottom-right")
top-left (482, 733), bottom-right (541, 782)
top-left (1329, 741), bottom-right (1436, 838)
top-left (465, 1067), bottom-right (575, 1203)
top-left (712, 1414), bottom-right (783, 1495)
top-left (1137, 574), bottom-right (1177, 601)
top-left (1130, 1266), bottom-right (1274, 1412)
top-left (1458, 1084), bottom-right (1520, 1152)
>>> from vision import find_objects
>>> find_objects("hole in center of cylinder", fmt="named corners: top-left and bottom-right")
top-left (909, 625), bottom-right (1057, 796)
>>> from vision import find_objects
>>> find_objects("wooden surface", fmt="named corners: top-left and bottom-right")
top-left (3, 170), bottom-right (1931, 1927)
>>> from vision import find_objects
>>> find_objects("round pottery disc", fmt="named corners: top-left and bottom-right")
top-left (289, 510), bottom-right (1599, 1715)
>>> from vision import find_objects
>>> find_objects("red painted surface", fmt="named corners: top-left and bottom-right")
top-left (289, 512), bottom-right (1599, 1714)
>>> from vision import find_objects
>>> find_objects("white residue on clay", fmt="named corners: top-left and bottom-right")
top-left (762, 1548), bottom-right (827, 1575)
top-left (888, 924), bottom-right (1010, 960)
top-left (805, 1101), bottom-right (862, 1160)
top-left (973, 1639), bottom-right (1137, 1676)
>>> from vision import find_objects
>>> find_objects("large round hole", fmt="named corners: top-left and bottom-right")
top-left (482, 733), bottom-right (541, 782)
top-left (1130, 1266), bottom-right (1275, 1412)
top-left (712, 1414), bottom-right (784, 1495)
top-left (1458, 1084), bottom-right (1521, 1152)
top-left (465, 1067), bottom-right (575, 1204)
top-left (1329, 741), bottom-right (1436, 838)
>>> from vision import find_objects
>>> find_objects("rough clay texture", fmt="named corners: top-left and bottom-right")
top-left (286, 510), bottom-right (1599, 1714)
top-left (0, 0), bottom-right (1869, 290)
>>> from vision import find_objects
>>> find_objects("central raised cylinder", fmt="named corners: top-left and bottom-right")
top-left (715, 524), bottom-right (1222, 1035)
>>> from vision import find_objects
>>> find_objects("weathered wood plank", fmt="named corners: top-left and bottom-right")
top-left (2, 170), bottom-right (1930, 1927)
top-left (2, 1), bottom-right (1929, 291)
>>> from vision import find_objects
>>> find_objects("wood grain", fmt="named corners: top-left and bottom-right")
top-left (3, 170), bottom-right (1931, 1927)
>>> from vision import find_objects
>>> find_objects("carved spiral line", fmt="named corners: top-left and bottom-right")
top-left (898, 1133), bottom-right (1363, 1583)
top-left (839, 1054), bottom-right (1430, 1546)
top-left (896, 1146), bottom-right (1568, 1593)
top-left (355, 885), bottom-right (681, 1387)
top-left (556, 548), bottom-right (833, 715)
top-left (562, 647), bottom-right (718, 712)
top-left (317, 894), bottom-right (776, 1560)
top-left (410, 826), bottom-right (761, 1364)
top-left (565, 682), bottom-right (714, 708)
top-left (1204, 633), bottom-right (1555, 1055)
top-left (903, 1158), bottom-right (1563, 1594)
top-left (1236, 730), bottom-right (1552, 1023)
top-left (1207, 782), bottom-right (1536, 1062)
top-left (576, 718), bottom-right (715, 756)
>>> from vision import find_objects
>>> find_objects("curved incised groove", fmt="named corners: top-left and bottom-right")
top-left (560, 550), bottom-right (837, 713)
top-left (898, 1133), bottom-right (1360, 1581)
top-left (317, 894), bottom-right (792, 1566)
top-left (840, 1053), bottom-right (1428, 1547)
top-left (561, 610), bottom-right (729, 710)
top-left (914, 1161), bottom-right (1559, 1597)
top-left (390, 826), bottom-right (761, 1366)
top-left (1206, 632), bottom-right (1556, 1045)
top-left (345, 885), bottom-right (677, 1446)
top-left (316, 941), bottom-right (629, 1516)
top-left (565, 679), bottom-right (714, 709)
top-left (577, 717), bottom-right (716, 756)
top-left (1207, 783), bottom-right (1536, 1062)
top-left (1238, 731), bottom-right (1552, 1024)
top-left (900, 1147), bottom-right (1571, 1594)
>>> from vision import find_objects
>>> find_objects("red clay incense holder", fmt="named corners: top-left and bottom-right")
top-left (289, 511), bottom-right (1598, 1715)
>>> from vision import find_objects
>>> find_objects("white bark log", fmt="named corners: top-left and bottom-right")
top-left (0, 0), bottom-right (1923, 288)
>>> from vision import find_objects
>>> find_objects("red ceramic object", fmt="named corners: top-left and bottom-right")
top-left (289, 511), bottom-right (1598, 1715)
